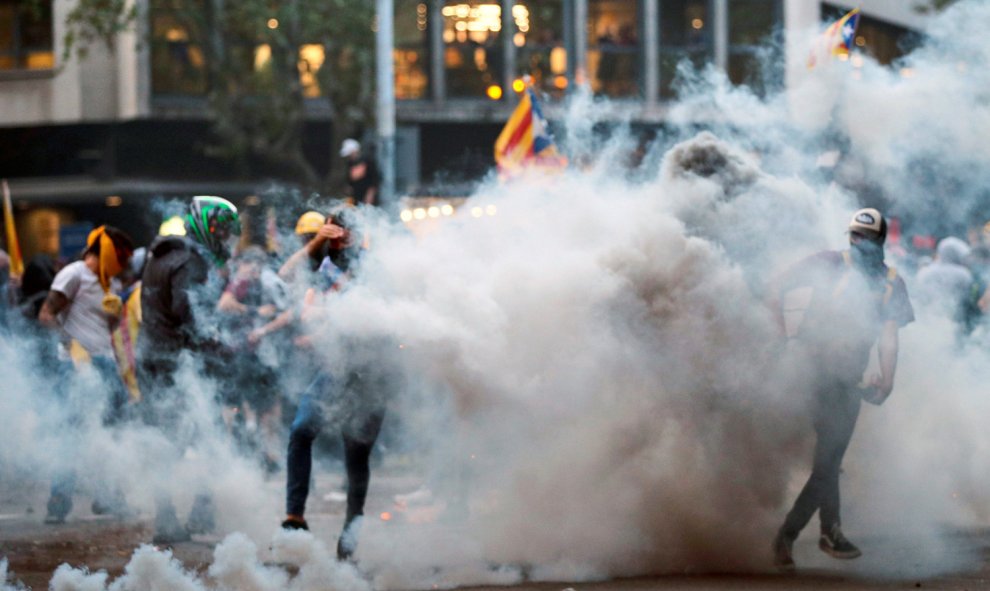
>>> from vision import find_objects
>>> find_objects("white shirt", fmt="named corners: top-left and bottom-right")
top-left (50, 260), bottom-right (120, 357)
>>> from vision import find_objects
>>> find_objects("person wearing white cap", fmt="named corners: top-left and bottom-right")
top-left (766, 207), bottom-right (914, 571)
top-left (340, 139), bottom-right (380, 207)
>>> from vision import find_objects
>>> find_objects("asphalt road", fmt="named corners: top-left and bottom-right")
top-left (3, 473), bottom-right (990, 591)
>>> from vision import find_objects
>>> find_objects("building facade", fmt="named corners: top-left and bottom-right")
top-left (0, 0), bottom-right (930, 251)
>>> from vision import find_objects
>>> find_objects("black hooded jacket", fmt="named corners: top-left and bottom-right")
top-left (138, 235), bottom-right (214, 357)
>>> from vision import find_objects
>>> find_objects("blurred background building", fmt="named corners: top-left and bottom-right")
top-left (0, 0), bottom-right (932, 255)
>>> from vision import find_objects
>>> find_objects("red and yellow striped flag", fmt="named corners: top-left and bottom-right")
top-left (494, 82), bottom-right (567, 175)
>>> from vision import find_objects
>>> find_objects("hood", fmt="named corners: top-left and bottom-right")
top-left (936, 236), bottom-right (970, 266)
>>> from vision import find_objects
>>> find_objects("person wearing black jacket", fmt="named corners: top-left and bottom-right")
top-left (137, 196), bottom-right (240, 545)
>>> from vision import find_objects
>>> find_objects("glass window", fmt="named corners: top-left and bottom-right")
top-left (587, 0), bottom-right (639, 98)
top-left (659, 0), bottom-right (712, 98)
top-left (512, 1), bottom-right (566, 99)
top-left (0, 0), bottom-right (54, 71)
top-left (442, 1), bottom-right (504, 99)
top-left (150, 10), bottom-right (208, 95)
top-left (727, 0), bottom-right (781, 94)
top-left (395, 0), bottom-right (430, 100)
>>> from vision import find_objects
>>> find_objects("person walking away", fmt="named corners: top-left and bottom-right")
top-left (279, 209), bottom-right (396, 562)
top-left (137, 196), bottom-right (240, 545)
top-left (340, 139), bottom-right (381, 207)
top-left (767, 208), bottom-right (914, 571)
top-left (37, 225), bottom-right (135, 523)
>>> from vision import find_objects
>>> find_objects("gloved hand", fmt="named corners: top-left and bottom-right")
top-left (102, 293), bottom-right (123, 317)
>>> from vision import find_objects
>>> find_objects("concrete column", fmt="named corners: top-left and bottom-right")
top-left (501, 0), bottom-right (514, 97)
top-left (430, 0), bottom-right (445, 103)
top-left (574, 0), bottom-right (588, 84)
top-left (713, 0), bottom-right (728, 70)
top-left (643, 0), bottom-right (659, 104)
top-left (376, 0), bottom-right (396, 208)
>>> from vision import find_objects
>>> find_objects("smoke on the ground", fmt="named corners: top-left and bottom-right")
top-left (1, 1), bottom-right (990, 589)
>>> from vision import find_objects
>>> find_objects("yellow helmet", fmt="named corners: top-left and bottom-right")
top-left (295, 211), bottom-right (326, 235)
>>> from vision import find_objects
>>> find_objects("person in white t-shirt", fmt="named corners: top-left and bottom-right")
top-left (38, 225), bottom-right (134, 524)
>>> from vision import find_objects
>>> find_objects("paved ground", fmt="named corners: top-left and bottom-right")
top-left (3, 471), bottom-right (990, 591)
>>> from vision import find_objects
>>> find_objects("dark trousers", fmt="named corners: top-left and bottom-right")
top-left (285, 371), bottom-right (385, 525)
top-left (782, 378), bottom-right (862, 537)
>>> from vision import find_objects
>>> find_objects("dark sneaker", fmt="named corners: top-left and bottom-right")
top-left (44, 493), bottom-right (72, 524)
top-left (153, 504), bottom-right (191, 545)
top-left (152, 526), bottom-right (191, 546)
top-left (185, 494), bottom-right (216, 535)
top-left (819, 525), bottom-right (861, 559)
top-left (773, 528), bottom-right (796, 572)
top-left (281, 517), bottom-right (309, 531)
top-left (336, 515), bottom-right (363, 561)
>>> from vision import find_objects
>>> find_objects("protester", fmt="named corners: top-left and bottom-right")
top-left (340, 139), bottom-right (381, 207)
top-left (279, 211), bottom-right (331, 284)
top-left (37, 225), bottom-right (135, 523)
top-left (914, 236), bottom-right (975, 326)
top-left (18, 252), bottom-right (59, 321)
top-left (767, 208), bottom-right (914, 571)
top-left (217, 245), bottom-right (292, 474)
top-left (137, 195), bottom-right (240, 544)
top-left (280, 209), bottom-right (397, 562)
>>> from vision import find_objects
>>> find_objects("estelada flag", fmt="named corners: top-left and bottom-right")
top-left (807, 8), bottom-right (861, 69)
top-left (494, 82), bottom-right (567, 174)
top-left (2, 179), bottom-right (24, 278)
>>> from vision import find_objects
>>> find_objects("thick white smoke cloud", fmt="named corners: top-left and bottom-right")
top-left (2, 1), bottom-right (990, 588)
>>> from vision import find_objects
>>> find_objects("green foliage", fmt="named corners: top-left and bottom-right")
top-left (61, 0), bottom-right (376, 189)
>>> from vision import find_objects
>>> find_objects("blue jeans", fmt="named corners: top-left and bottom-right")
top-left (285, 371), bottom-right (385, 522)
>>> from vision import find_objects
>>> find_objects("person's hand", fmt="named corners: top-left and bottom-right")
top-left (317, 223), bottom-right (345, 240)
top-left (257, 304), bottom-right (276, 318)
top-left (861, 374), bottom-right (893, 405)
top-left (248, 327), bottom-right (265, 345)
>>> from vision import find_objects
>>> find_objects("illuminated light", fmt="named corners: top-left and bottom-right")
top-left (254, 44), bottom-right (272, 70)
top-left (427, 206), bottom-right (440, 218)
top-left (165, 27), bottom-right (188, 42)
top-left (470, 454), bottom-right (476, 459)
top-left (485, 204), bottom-right (497, 216)
top-left (105, 195), bottom-right (122, 207)
top-left (413, 208), bottom-right (427, 220)
top-left (837, 53), bottom-right (849, 61)
top-left (855, 35), bottom-right (866, 47)
top-left (550, 47), bottom-right (567, 74)
top-left (398, 343), bottom-right (406, 349)
top-left (512, 78), bottom-right (526, 93)
top-left (513, 32), bottom-right (526, 47)
top-left (417, 3), bottom-right (426, 14)
top-left (518, 23), bottom-right (529, 32)
top-left (443, 29), bottom-right (455, 43)
top-left (455, 20), bottom-right (467, 31)
top-left (470, 207), bottom-right (483, 218)
top-left (267, 18), bottom-right (279, 29)
top-left (159, 216), bottom-right (187, 237)
top-left (486, 85), bottom-right (503, 100)
top-left (441, 6), bottom-right (455, 17)
top-left (692, 18), bottom-right (704, 29)
top-left (900, 67), bottom-right (915, 78)
top-left (440, 204), bottom-right (454, 216)
top-left (380, 512), bottom-right (392, 521)
top-left (455, 4), bottom-right (469, 18)
top-left (400, 210), bottom-right (414, 222)
top-left (851, 54), bottom-right (864, 68)
top-left (553, 75), bottom-right (568, 89)
top-left (244, 195), bottom-right (261, 206)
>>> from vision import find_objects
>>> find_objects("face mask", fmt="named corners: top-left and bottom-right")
top-left (850, 239), bottom-right (885, 276)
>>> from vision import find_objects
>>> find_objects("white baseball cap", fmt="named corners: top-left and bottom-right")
top-left (340, 138), bottom-right (360, 157)
top-left (848, 207), bottom-right (886, 242)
